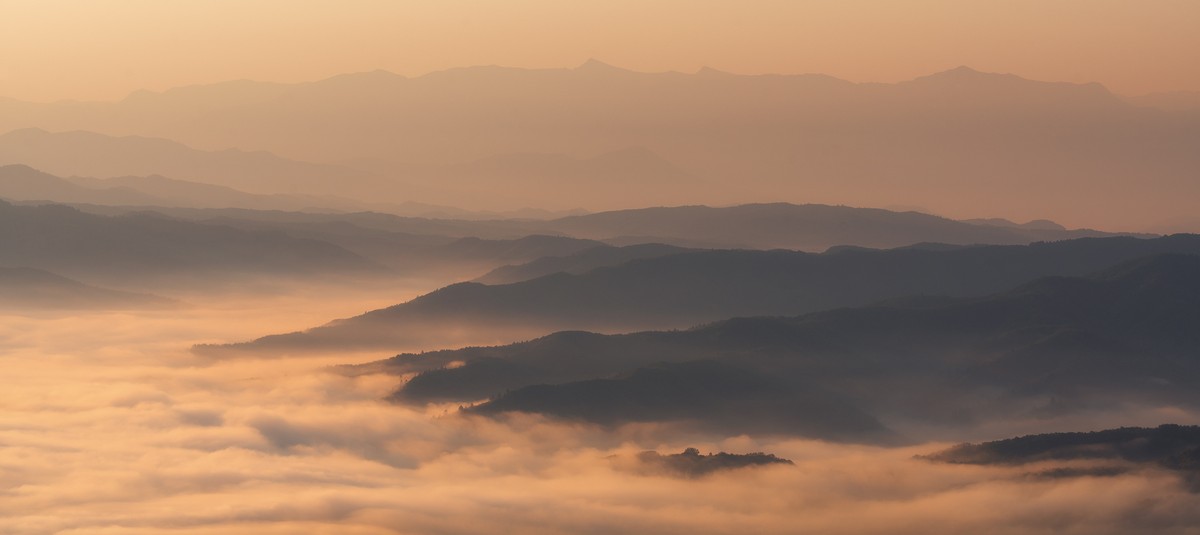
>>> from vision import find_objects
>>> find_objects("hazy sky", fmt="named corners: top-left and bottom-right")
top-left (2, 0), bottom-right (1198, 102)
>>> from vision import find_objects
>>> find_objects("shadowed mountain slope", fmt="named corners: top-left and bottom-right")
top-left (925, 424), bottom-right (1200, 490)
top-left (363, 253), bottom-right (1200, 437)
top-left (474, 243), bottom-right (692, 284)
top-left (213, 235), bottom-right (1200, 354)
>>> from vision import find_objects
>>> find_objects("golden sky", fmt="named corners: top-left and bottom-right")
top-left (2, 0), bottom-right (1198, 102)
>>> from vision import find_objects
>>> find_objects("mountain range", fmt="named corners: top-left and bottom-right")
top-left (1, 63), bottom-right (1196, 228)
top-left (0, 199), bottom-right (379, 286)
top-left (354, 253), bottom-right (1200, 441)
top-left (214, 235), bottom-right (1200, 355)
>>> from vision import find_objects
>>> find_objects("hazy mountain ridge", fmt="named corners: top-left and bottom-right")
top-left (68, 200), bottom-right (1136, 251)
top-left (536, 203), bottom-right (1130, 250)
top-left (0, 128), bottom-right (371, 196)
top-left (474, 243), bottom-right (692, 284)
top-left (0, 199), bottom-right (380, 286)
top-left (1, 64), bottom-right (1195, 227)
top-left (0, 163), bottom-right (381, 213)
top-left (214, 235), bottom-right (1200, 354)
top-left (0, 265), bottom-right (174, 309)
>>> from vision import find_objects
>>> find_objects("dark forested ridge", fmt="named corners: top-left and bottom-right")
top-left (924, 424), bottom-right (1200, 489)
top-left (362, 253), bottom-right (1200, 440)
top-left (624, 448), bottom-right (794, 477)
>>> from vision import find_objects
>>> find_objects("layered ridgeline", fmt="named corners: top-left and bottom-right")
top-left (0, 129), bottom-right (369, 196)
top-left (1, 64), bottom-right (1197, 228)
top-left (86, 201), bottom-right (1130, 279)
top-left (1, 164), bottom-right (1135, 250)
top-left (0, 266), bottom-right (173, 310)
top-left (0, 199), bottom-right (380, 286)
top-left (520, 203), bottom-right (1130, 250)
top-left (351, 253), bottom-right (1200, 443)
top-left (0, 161), bottom-right (387, 214)
top-left (74, 201), bottom-right (1131, 252)
top-left (209, 235), bottom-right (1200, 354)
top-left (0, 138), bottom-right (580, 218)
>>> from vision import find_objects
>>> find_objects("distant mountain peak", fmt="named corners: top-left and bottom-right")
top-left (944, 65), bottom-right (985, 76)
top-left (576, 58), bottom-right (629, 73)
top-left (915, 65), bottom-right (1018, 83)
top-left (0, 162), bottom-right (43, 174)
top-left (695, 66), bottom-right (730, 76)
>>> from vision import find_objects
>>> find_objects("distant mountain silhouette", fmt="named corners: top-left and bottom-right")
top-left (0, 163), bottom-right (384, 212)
top-left (0, 265), bottom-right (173, 309)
top-left (74, 201), bottom-right (1134, 252)
top-left (961, 217), bottom-right (1066, 231)
top-left (0, 200), bottom-right (379, 285)
top-left (1, 65), bottom-right (1195, 228)
top-left (0, 128), bottom-right (372, 196)
top-left (925, 424), bottom-right (1200, 489)
top-left (356, 253), bottom-right (1200, 437)
top-left (0, 164), bottom-right (164, 205)
top-left (212, 235), bottom-right (1200, 354)
top-left (533, 203), bottom-right (1125, 250)
top-left (57, 201), bottom-right (1141, 283)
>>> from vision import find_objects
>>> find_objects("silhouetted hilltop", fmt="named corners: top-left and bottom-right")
top-left (0, 265), bottom-right (174, 309)
top-left (363, 252), bottom-right (1200, 436)
top-left (215, 235), bottom-right (1200, 353)
top-left (925, 424), bottom-right (1200, 489)
top-left (624, 448), bottom-right (794, 478)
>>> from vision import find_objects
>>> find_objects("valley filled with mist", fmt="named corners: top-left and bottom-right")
top-left (3, 5), bottom-right (1200, 530)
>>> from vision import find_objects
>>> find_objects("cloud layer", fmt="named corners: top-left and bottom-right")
top-left (2, 291), bottom-right (1199, 534)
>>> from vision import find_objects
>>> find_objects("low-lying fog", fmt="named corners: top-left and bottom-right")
top-left (3, 285), bottom-right (1199, 534)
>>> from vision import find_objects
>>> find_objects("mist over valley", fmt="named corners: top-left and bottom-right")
top-left (3, 5), bottom-right (1199, 531)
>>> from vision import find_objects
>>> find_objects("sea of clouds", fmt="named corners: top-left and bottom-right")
top-left (2, 288), bottom-right (1199, 535)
